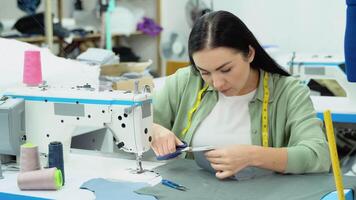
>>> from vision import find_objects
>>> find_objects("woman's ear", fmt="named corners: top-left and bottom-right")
top-left (247, 45), bottom-right (255, 63)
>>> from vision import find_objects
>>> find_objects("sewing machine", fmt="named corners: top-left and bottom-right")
top-left (286, 55), bottom-right (356, 124)
top-left (1, 82), bottom-right (153, 173)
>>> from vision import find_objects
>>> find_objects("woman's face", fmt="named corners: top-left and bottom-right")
top-left (192, 47), bottom-right (256, 96)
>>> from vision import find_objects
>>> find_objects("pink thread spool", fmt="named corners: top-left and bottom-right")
top-left (20, 143), bottom-right (41, 172)
top-left (17, 167), bottom-right (63, 190)
top-left (23, 50), bottom-right (42, 86)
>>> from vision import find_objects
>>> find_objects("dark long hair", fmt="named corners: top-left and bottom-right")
top-left (188, 10), bottom-right (289, 76)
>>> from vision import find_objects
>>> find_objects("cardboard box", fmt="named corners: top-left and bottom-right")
top-left (112, 76), bottom-right (154, 91)
top-left (100, 60), bottom-right (152, 76)
top-left (100, 60), bottom-right (154, 91)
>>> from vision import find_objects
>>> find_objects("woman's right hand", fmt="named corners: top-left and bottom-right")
top-left (151, 123), bottom-right (184, 156)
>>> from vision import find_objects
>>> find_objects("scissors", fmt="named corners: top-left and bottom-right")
top-left (161, 179), bottom-right (188, 191)
top-left (156, 141), bottom-right (215, 160)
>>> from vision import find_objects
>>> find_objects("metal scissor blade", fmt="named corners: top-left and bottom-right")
top-left (181, 146), bottom-right (215, 152)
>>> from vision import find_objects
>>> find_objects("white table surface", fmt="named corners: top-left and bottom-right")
top-left (0, 150), bottom-right (165, 200)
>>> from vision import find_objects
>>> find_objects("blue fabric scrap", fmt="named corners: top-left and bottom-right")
top-left (80, 178), bottom-right (156, 200)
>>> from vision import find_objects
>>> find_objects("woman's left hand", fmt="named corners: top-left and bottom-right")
top-left (205, 145), bottom-right (255, 179)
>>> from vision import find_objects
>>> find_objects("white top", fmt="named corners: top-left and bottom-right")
top-left (192, 90), bottom-right (256, 147)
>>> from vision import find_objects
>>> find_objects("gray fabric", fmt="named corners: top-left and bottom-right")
top-left (80, 178), bottom-right (156, 200)
top-left (194, 151), bottom-right (273, 180)
top-left (136, 159), bottom-right (356, 200)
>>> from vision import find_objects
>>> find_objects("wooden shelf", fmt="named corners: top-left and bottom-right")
top-left (9, 0), bottom-right (162, 75)
top-left (15, 31), bottom-right (144, 44)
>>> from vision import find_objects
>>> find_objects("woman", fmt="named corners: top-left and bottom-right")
top-left (151, 10), bottom-right (330, 179)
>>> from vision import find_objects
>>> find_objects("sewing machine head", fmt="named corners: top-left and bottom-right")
top-left (2, 84), bottom-right (153, 172)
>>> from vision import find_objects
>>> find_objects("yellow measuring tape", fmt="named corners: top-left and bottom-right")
top-left (324, 110), bottom-right (345, 200)
top-left (262, 72), bottom-right (270, 147)
top-left (180, 72), bottom-right (270, 148)
top-left (179, 84), bottom-right (209, 139)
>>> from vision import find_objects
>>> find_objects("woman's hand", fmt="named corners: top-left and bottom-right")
top-left (151, 123), bottom-right (184, 156)
top-left (205, 144), bottom-right (255, 179)
top-left (205, 145), bottom-right (287, 179)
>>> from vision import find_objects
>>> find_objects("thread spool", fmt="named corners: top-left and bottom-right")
top-left (20, 143), bottom-right (41, 172)
top-left (17, 167), bottom-right (63, 190)
top-left (23, 50), bottom-right (42, 86)
top-left (48, 141), bottom-right (65, 185)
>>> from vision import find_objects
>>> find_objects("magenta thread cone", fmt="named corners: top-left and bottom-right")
top-left (23, 51), bottom-right (42, 86)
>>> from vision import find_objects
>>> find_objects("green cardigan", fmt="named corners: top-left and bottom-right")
top-left (153, 67), bottom-right (331, 174)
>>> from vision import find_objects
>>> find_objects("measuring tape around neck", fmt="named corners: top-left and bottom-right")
top-left (179, 84), bottom-right (209, 139)
top-left (262, 72), bottom-right (270, 147)
top-left (180, 72), bottom-right (270, 147)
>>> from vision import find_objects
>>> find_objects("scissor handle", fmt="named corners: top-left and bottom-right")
top-left (156, 141), bottom-right (187, 160)
top-left (161, 179), bottom-right (187, 191)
